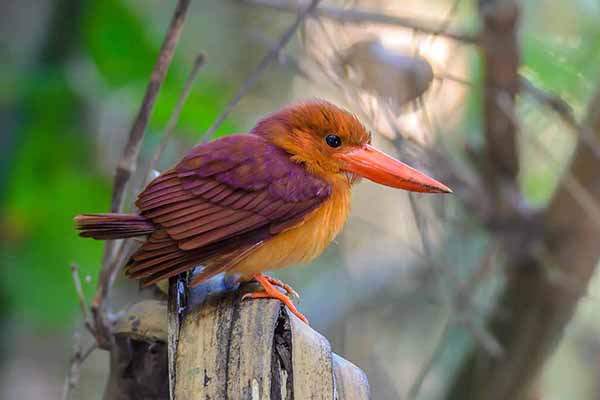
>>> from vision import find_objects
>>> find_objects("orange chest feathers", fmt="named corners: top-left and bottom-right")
top-left (231, 184), bottom-right (352, 278)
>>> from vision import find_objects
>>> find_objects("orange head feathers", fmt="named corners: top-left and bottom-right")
top-left (252, 100), bottom-right (451, 193)
top-left (75, 99), bottom-right (451, 324)
top-left (252, 100), bottom-right (371, 179)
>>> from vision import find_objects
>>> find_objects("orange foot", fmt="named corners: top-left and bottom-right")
top-left (260, 275), bottom-right (300, 300)
top-left (242, 273), bottom-right (309, 324)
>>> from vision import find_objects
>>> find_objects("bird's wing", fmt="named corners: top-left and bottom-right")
top-left (126, 134), bottom-right (331, 286)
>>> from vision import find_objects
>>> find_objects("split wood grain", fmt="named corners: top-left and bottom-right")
top-left (112, 277), bottom-right (371, 399)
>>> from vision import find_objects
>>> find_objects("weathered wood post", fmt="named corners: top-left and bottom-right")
top-left (169, 276), bottom-right (370, 399)
top-left (108, 276), bottom-right (370, 399)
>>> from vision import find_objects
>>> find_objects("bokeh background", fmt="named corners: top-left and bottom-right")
top-left (3, 0), bottom-right (600, 399)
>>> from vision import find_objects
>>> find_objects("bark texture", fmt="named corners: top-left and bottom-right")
top-left (447, 2), bottom-right (600, 397)
top-left (105, 279), bottom-right (371, 399)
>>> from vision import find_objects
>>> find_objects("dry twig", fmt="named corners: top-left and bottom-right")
top-left (439, 73), bottom-right (600, 159)
top-left (62, 333), bottom-right (97, 400)
top-left (447, 0), bottom-right (600, 391)
top-left (243, 0), bottom-right (477, 44)
top-left (147, 52), bottom-right (207, 179)
top-left (406, 315), bottom-right (452, 400)
top-left (70, 263), bottom-right (94, 336)
top-left (200, 0), bottom-right (323, 142)
top-left (423, 0), bottom-right (464, 45)
top-left (93, 0), bottom-right (192, 350)
top-left (110, 0), bottom-right (191, 214)
top-left (520, 77), bottom-right (600, 159)
top-left (496, 94), bottom-right (600, 228)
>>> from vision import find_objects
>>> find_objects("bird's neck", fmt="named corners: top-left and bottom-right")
top-left (261, 134), bottom-right (354, 187)
top-left (252, 120), bottom-right (344, 181)
top-left (298, 179), bottom-right (352, 258)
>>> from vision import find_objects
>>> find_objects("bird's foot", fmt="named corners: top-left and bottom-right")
top-left (259, 275), bottom-right (300, 300)
top-left (242, 273), bottom-right (308, 324)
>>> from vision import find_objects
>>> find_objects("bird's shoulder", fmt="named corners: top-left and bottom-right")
top-left (175, 133), bottom-right (331, 202)
top-left (133, 134), bottom-right (332, 252)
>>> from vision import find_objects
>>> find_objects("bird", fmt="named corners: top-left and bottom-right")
top-left (75, 100), bottom-right (451, 323)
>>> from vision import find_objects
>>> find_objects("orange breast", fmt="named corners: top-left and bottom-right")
top-left (230, 182), bottom-right (351, 279)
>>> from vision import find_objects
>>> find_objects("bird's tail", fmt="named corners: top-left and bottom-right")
top-left (74, 213), bottom-right (155, 240)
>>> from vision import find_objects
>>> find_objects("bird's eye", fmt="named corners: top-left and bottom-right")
top-left (325, 134), bottom-right (342, 148)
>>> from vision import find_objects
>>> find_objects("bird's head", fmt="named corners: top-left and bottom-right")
top-left (252, 100), bottom-right (451, 193)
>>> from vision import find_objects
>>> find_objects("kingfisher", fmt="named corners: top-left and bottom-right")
top-left (75, 100), bottom-right (451, 323)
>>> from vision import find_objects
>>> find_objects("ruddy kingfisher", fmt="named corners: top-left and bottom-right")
top-left (75, 100), bottom-right (451, 323)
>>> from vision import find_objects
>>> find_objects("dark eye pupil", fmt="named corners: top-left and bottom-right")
top-left (325, 134), bottom-right (342, 148)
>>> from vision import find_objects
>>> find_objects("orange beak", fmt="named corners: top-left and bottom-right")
top-left (335, 144), bottom-right (452, 193)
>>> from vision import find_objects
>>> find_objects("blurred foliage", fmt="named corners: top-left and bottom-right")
top-left (85, 0), bottom-right (156, 87)
top-left (458, 1), bottom-right (600, 207)
top-left (1, 0), bottom-right (237, 329)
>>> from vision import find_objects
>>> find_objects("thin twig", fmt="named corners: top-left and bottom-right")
top-left (520, 77), bottom-right (577, 126)
top-left (62, 334), bottom-right (97, 400)
top-left (496, 93), bottom-right (600, 230)
top-left (520, 77), bottom-right (600, 159)
top-left (424, 0), bottom-right (463, 45)
top-left (417, 0), bottom-right (463, 101)
top-left (147, 52), bottom-right (207, 179)
top-left (461, 315), bottom-right (503, 357)
top-left (438, 73), bottom-right (600, 159)
top-left (449, 83), bottom-right (600, 400)
top-left (406, 88), bottom-right (502, 357)
top-left (406, 315), bottom-right (452, 400)
top-left (93, 0), bottom-right (191, 350)
top-left (200, 0), bottom-right (322, 142)
top-left (70, 263), bottom-right (94, 336)
top-left (243, 0), bottom-right (477, 44)
top-left (62, 332), bottom-right (82, 400)
top-left (110, 0), bottom-right (191, 214)
top-left (535, 244), bottom-right (600, 305)
top-left (436, 73), bottom-right (472, 86)
top-left (247, 31), bottom-right (314, 80)
top-left (81, 343), bottom-right (97, 362)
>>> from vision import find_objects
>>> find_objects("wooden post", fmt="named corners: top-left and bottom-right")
top-left (108, 300), bottom-right (170, 400)
top-left (170, 276), bottom-right (370, 399)
top-left (109, 277), bottom-right (370, 399)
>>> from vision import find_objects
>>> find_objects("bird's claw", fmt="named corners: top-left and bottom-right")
top-left (241, 292), bottom-right (256, 302)
top-left (267, 276), bottom-right (300, 300)
top-left (243, 274), bottom-right (309, 324)
top-left (252, 275), bottom-right (300, 300)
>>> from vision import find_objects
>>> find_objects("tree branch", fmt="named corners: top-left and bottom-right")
top-left (436, 74), bottom-right (600, 160)
top-left (447, 83), bottom-right (600, 400)
top-left (62, 334), bottom-right (97, 400)
top-left (92, 0), bottom-right (191, 350)
top-left (521, 77), bottom-right (600, 160)
top-left (201, 0), bottom-right (323, 142)
top-left (110, 0), bottom-right (191, 213)
top-left (478, 0), bottom-right (521, 215)
top-left (147, 52), bottom-right (206, 179)
top-left (407, 315), bottom-right (452, 400)
top-left (70, 263), bottom-right (95, 336)
top-left (242, 0), bottom-right (477, 44)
